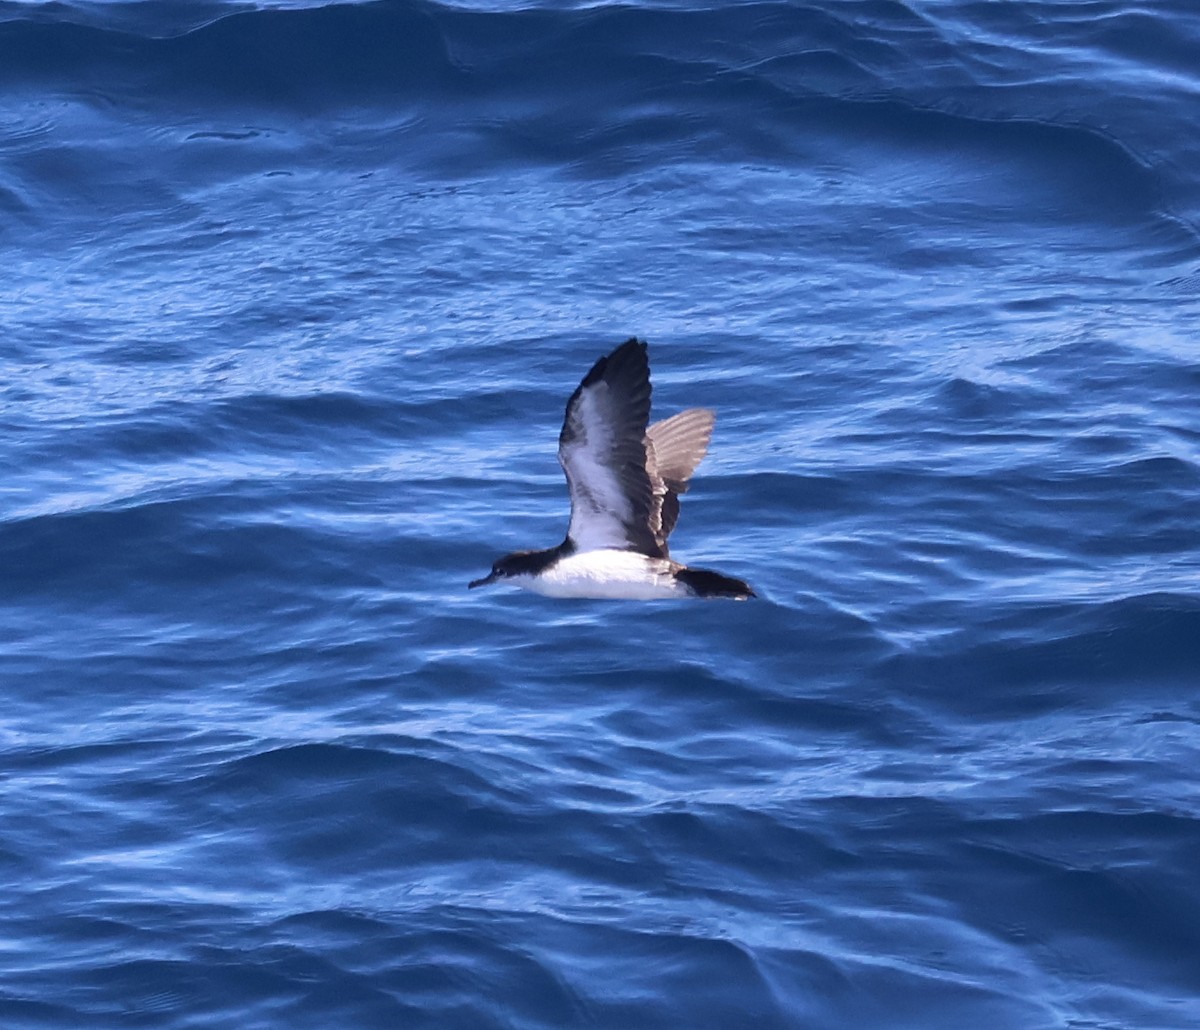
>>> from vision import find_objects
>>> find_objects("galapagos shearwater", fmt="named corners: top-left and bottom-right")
top-left (469, 338), bottom-right (754, 600)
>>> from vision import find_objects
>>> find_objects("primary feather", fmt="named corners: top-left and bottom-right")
top-left (558, 339), bottom-right (660, 555)
top-left (645, 407), bottom-right (715, 551)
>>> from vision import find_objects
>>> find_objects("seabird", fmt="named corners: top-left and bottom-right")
top-left (469, 338), bottom-right (754, 600)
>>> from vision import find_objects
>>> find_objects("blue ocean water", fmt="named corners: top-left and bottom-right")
top-left (3, 0), bottom-right (1200, 1025)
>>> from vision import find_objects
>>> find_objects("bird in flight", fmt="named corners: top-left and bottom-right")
top-left (469, 338), bottom-right (754, 600)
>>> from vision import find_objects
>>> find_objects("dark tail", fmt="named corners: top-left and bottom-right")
top-left (674, 567), bottom-right (755, 600)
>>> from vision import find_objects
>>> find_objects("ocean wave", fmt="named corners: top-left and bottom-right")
top-left (882, 591), bottom-right (1200, 715)
top-left (0, 0), bottom-right (1190, 226)
top-left (4, 3), bottom-right (1199, 1027)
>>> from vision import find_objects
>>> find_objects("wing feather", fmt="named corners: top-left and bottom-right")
top-left (558, 339), bottom-right (662, 555)
top-left (645, 408), bottom-right (715, 548)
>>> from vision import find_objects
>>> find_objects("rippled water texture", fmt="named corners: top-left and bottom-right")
top-left (3, 1), bottom-right (1199, 1027)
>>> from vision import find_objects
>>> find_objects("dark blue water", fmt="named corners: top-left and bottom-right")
top-left (4, 1), bottom-right (1200, 1026)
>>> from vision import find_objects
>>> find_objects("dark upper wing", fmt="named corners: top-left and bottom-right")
top-left (558, 338), bottom-right (662, 556)
top-left (645, 407), bottom-right (715, 549)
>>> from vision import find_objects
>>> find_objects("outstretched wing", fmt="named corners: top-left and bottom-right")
top-left (558, 338), bottom-right (663, 556)
top-left (645, 407), bottom-right (715, 551)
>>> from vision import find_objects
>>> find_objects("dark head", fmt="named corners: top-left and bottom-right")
top-left (468, 546), bottom-right (564, 589)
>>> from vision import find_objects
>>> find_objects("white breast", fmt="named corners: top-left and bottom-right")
top-left (517, 550), bottom-right (687, 600)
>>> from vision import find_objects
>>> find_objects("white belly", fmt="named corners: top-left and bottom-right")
top-left (518, 550), bottom-right (687, 600)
